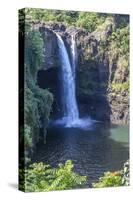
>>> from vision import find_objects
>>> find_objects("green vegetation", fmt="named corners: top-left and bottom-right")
top-left (24, 29), bottom-right (53, 153)
top-left (19, 12), bottom-right (53, 161)
top-left (93, 160), bottom-right (129, 188)
top-left (94, 16), bottom-right (129, 93)
top-left (24, 8), bottom-right (79, 26)
top-left (24, 8), bottom-right (108, 32)
top-left (76, 12), bottom-right (106, 32)
top-left (109, 26), bottom-right (129, 55)
top-left (25, 31), bottom-right (44, 79)
top-left (111, 81), bottom-right (129, 91)
top-left (19, 160), bottom-right (86, 192)
top-left (94, 16), bottom-right (129, 67)
top-left (93, 171), bottom-right (122, 188)
top-left (19, 159), bottom-right (129, 191)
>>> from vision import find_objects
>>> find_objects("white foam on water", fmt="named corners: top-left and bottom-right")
top-left (52, 116), bottom-right (98, 130)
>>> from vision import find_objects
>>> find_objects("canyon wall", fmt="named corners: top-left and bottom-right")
top-left (36, 17), bottom-right (129, 124)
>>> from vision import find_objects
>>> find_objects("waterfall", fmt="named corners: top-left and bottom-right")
top-left (71, 34), bottom-right (77, 79)
top-left (55, 33), bottom-right (79, 127)
top-left (53, 32), bottom-right (93, 129)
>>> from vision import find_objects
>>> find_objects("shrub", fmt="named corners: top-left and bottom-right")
top-left (19, 160), bottom-right (86, 192)
top-left (76, 12), bottom-right (106, 32)
top-left (92, 160), bottom-right (130, 188)
top-left (92, 171), bottom-right (122, 188)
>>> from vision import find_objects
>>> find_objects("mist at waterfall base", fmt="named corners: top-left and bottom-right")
top-left (51, 33), bottom-right (95, 130)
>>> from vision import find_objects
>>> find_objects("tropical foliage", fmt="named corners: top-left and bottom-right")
top-left (109, 26), bottom-right (129, 55)
top-left (23, 8), bottom-right (109, 32)
top-left (92, 171), bottom-right (122, 188)
top-left (93, 160), bottom-right (130, 188)
top-left (19, 159), bottom-right (129, 191)
top-left (19, 14), bottom-right (53, 161)
top-left (19, 160), bottom-right (86, 192)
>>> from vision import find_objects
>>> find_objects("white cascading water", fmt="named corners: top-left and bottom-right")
top-left (54, 33), bottom-right (93, 129)
top-left (71, 34), bottom-right (77, 79)
top-left (56, 33), bottom-right (79, 126)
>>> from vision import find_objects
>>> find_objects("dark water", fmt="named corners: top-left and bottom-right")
top-left (34, 122), bottom-right (129, 187)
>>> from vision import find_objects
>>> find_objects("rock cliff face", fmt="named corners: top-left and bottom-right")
top-left (74, 17), bottom-right (129, 124)
top-left (35, 18), bottom-right (129, 124)
top-left (39, 26), bottom-right (58, 69)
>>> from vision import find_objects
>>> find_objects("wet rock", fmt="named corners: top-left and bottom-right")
top-left (39, 26), bottom-right (59, 69)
